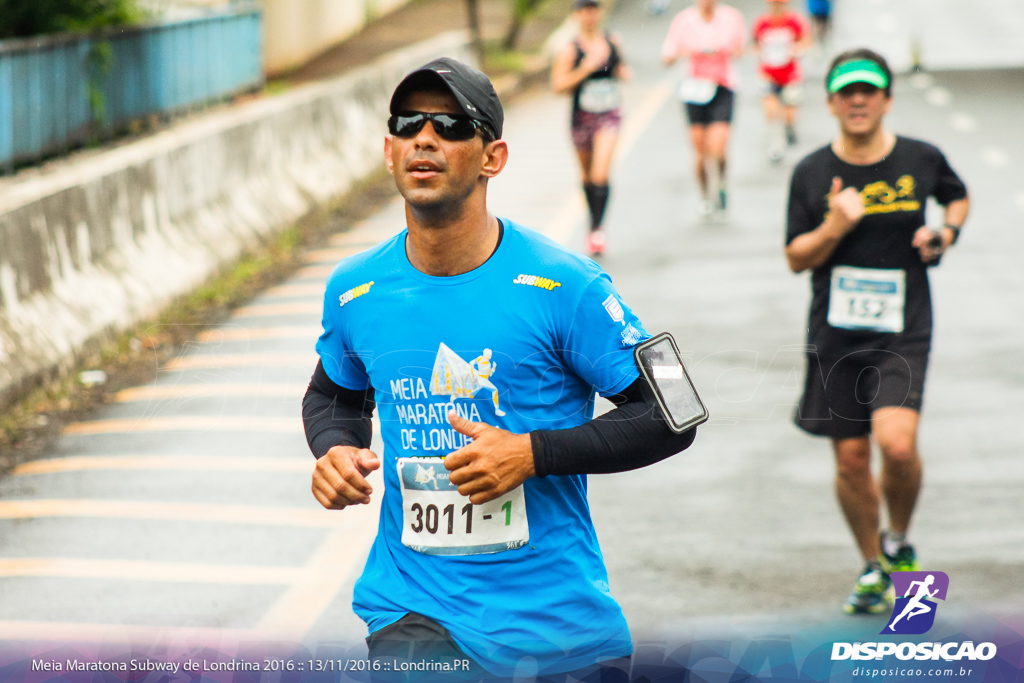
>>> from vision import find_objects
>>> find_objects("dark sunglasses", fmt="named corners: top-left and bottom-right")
top-left (388, 112), bottom-right (494, 141)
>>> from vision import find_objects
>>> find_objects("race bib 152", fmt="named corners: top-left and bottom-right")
top-left (827, 266), bottom-right (906, 333)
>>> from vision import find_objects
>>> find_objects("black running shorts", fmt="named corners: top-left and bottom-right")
top-left (685, 86), bottom-right (734, 126)
top-left (794, 343), bottom-right (929, 439)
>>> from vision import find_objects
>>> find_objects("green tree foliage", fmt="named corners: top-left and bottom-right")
top-left (0, 0), bottom-right (142, 39)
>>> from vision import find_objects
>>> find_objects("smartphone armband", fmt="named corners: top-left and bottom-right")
top-left (633, 332), bottom-right (709, 434)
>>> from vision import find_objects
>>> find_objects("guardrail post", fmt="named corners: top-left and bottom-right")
top-left (0, 53), bottom-right (12, 174)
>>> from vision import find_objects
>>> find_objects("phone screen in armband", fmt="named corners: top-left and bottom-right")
top-left (634, 332), bottom-right (709, 433)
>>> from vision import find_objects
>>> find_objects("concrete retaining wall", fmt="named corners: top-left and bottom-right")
top-left (264, 0), bottom-right (411, 76)
top-left (0, 31), bottom-right (471, 411)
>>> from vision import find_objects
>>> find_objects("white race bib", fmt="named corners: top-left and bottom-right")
top-left (761, 36), bottom-right (791, 68)
top-left (678, 78), bottom-right (718, 105)
top-left (827, 266), bottom-right (906, 333)
top-left (760, 26), bottom-right (794, 67)
top-left (780, 84), bottom-right (802, 106)
top-left (579, 79), bottom-right (621, 113)
top-left (398, 457), bottom-right (529, 556)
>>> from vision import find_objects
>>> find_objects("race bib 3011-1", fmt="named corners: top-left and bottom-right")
top-left (398, 457), bottom-right (529, 556)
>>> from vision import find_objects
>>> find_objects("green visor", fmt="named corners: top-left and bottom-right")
top-left (827, 59), bottom-right (889, 93)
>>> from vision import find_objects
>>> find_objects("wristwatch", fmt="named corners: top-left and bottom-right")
top-left (943, 223), bottom-right (962, 244)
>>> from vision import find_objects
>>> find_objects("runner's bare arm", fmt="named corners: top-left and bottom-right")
top-left (943, 196), bottom-right (969, 234)
top-left (662, 46), bottom-right (693, 66)
top-left (660, 17), bottom-right (689, 66)
top-left (611, 33), bottom-right (632, 82)
top-left (786, 176), bottom-right (864, 272)
top-left (795, 32), bottom-right (813, 55)
top-left (551, 42), bottom-right (608, 94)
top-left (795, 17), bottom-right (813, 54)
top-left (911, 195), bottom-right (969, 261)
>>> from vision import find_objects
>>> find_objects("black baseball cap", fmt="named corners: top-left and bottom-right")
top-left (573, 0), bottom-right (600, 8)
top-left (390, 57), bottom-right (504, 139)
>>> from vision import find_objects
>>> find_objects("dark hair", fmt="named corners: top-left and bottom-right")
top-left (826, 48), bottom-right (893, 97)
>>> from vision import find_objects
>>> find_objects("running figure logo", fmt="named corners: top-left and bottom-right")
top-left (413, 463), bottom-right (439, 490)
top-left (883, 571), bottom-right (949, 635)
top-left (430, 343), bottom-right (507, 417)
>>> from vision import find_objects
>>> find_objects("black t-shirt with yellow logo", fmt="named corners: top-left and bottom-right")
top-left (786, 136), bottom-right (967, 356)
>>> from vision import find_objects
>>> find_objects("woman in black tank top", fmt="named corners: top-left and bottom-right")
top-left (551, 0), bottom-right (630, 256)
top-left (570, 35), bottom-right (621, 115)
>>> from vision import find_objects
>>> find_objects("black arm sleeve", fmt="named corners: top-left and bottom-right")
top-left (530, 377), bottom-right (697, 477)
top-left (301, 360), bottom-right (376, 459)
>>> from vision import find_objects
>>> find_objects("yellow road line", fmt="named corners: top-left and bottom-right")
top-left (114, 383), bottom-right (307, 402)
top-left (617, 79), bottom-right (675, 170)
top-left (254, 472), bottom-right (383, 639)
top-left (545, 192), bottom-right (588, 246)
top-left (196, 326), bottom-right (320, 342)
top-left (0, 475), bottom-right (384, 642)
top-left (0, 558), bottom-right (302, 585)
top-left (63, 416), bottom-right (301, 436)
top-left (327, 233), bottom-right (391, 247)
top-left (0, 499), bottom-right (337, 527)
top-left (231, 302), bottom-right (321, 318)
top-left (264, 283), bottom-right (325, 298)
top-left (0, 620), bottom-right (251, 644)
top-left (13, 455), bottom-right (312, 476)
top-left (547, 77), bottom-right (674, 245)
top-left (295, 264), bottom-right (334, 279)
top-left (164, 353), bottom-right (317, 370)
top-left (327, 225), bottom-right (399, 247)
top-left (303, 247), bottom-right (357, 263)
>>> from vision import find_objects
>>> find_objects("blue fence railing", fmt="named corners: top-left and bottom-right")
top-left (0, 7), bottom-right (263, 171)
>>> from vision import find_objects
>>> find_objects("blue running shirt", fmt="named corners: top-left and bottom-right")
top-left (807, 0), bottom-right (830, 16)
top-left (315, 220), bottom-right (649, 676)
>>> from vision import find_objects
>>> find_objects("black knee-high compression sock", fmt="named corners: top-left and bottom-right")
top-left (589, 184), bottom-right (610, 230)
top-left (583, 183), bottom-right (596, 225)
